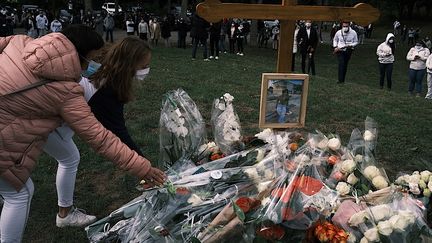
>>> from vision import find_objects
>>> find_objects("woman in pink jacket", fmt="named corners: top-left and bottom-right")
top-left (0, 25), bottom-right (166, 242)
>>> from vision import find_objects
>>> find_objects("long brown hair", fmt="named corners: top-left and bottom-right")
top-left (91, 37), bottom-right (151, 103)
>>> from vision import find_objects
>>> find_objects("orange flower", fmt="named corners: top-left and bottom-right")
top-left (314, 221), bottom-right (349, 243)
top-left (331, 171), bottom-right (344, 181)
top-left (289, 143), bottom-right (299, 151)
top-left (285, 160), bottom-right (297, 172)
top-left (210, 153), bottom-right (223, 161)
top-left (327, 155), bottom-right (340, 166)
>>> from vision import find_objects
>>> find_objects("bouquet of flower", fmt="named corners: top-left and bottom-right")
top-left (394, 170), bottom-right (432, 200)
top-left (159, 88), bottom-right (206, 168)
top-left (211, 93), bottom-right (244, 155)
top-left (345, 194), bottom-right (432, 243)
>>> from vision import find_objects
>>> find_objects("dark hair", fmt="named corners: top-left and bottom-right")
top-left (61, 24), bottom-right (104, 63)
top-left (91, 37), bottom-right (151, 103)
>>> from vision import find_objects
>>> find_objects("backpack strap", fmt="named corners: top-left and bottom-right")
top-left (0, 79), bottom-right (52, 98)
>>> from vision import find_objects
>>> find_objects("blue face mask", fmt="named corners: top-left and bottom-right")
top-left (81, 59), bottom-right (102, 78)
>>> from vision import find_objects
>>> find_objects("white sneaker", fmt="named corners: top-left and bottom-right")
top-left (209, 56), bottom-right (214, 59)
top-left (56, 207), bottom-right (97, 228)
top-left (239, 53), bottom-right (244, 56)
top-left (203, 58), bottom-right (210, 61)
top-left (215, 56), bottom-right (219, 60)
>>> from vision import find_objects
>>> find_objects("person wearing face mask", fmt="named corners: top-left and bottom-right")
top-left (333, 21), bottom-right (358, 84)
top-left (228, 22), bottom-right (237, 54)
top-left (138, 18), bottom-right (149, 41)
top-left (376, 33), bottom-right (396, 90)
top-left (406, 41), bottom-right (430, 97)
top-left (0, 25), bottom-right (166, 242)
top-left (35, 11), bottom-right (48, 37)
top-left (297, 20), bottom-right (319, 75)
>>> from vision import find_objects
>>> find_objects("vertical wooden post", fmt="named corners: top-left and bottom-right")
top-left (277, 0), bottom-right (297, 72)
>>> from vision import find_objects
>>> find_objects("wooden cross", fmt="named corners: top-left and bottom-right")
top-left (196, 0), bottom-right (379, 72)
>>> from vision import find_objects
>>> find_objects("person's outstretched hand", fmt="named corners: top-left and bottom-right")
top-left (142, 167), bottom-right (167, 187)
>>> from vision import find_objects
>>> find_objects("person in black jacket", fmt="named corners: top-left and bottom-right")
top-left (296, 20), bottom-right (319, 75)
top-left (177, 18), bottom-right (188, 49)
top-left (191, 13), bottom-right (210, 61)
top-left (228, 22), bottom-right (237, 54)
top-left (209, 20), bottom-right (221, 59)
top-left (236, 24), bottom-right (245, 56)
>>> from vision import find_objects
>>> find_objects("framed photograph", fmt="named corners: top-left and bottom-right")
top-left (259, 73), bottom-right (309, 129)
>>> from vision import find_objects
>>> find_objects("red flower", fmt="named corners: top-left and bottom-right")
top-left (176, 187), bottom-right (190, 195)
top-left (327, 155), bottom-right (340, 166)
top-left (210, 153), bottom-right (223, 161)
top-left (235, 197), bottom-right (261, 213)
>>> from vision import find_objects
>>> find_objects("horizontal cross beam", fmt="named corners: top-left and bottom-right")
top-left (197, 2), bottom-right (379, 26)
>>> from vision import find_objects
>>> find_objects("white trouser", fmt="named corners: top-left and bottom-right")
top-left (0, 178), bottom-right (34, 243)
top-left (43, 127), bottom-right (80, 208)
top-left (426, 73), bottom-right (432, 99)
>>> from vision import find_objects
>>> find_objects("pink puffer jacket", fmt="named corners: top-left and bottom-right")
top-left (0, 33), bottom-right (150, 191)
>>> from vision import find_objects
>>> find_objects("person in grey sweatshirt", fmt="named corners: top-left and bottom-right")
top-left (376, 33), bottom-right (396, 90)
top-left (406, 40), bottom-right (430, 96)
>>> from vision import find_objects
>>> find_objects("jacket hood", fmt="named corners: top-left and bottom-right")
top-left (385, 33), bottom-right (395, 43)
top-left (22, 33), bottom-right (81, 82)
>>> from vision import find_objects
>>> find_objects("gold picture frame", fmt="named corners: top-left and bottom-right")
top-left (259, 73), bottom-right (309, 129)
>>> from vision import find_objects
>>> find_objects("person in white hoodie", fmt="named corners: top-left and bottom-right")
top-left (425, 54), bottom-right (432, 99)
top-left (406, 40), bottom-right (430, 96)
top-left (35, 11), bottom-right (48, 37)
top-left (376, 33), bottom-right (396, 90)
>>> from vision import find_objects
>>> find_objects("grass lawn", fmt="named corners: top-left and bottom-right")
top-left (22, 25), bottom-right (432, 242)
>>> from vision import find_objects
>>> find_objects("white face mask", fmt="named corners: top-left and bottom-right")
top-left (342, 27), bottom-right (349, 32)
top-left (388, 39), bottom-right (394, 43)
top-left (305, 23), bottom-right (311, 28)
top-left (135, 67), bottom-right (150, 81)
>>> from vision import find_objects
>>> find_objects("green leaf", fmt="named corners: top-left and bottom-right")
top-left (232, 200), bottom-right (246, 222)
top-left (190, 237), bottom-right (202, 243)
top-left (166, 180), bottom-right (176, 197)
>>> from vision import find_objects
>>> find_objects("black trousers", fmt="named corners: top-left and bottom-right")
top-left (291, 53), bottom-right (296, 72)
top-left (210, 35), bottom-right (220, 56)
top-left (379, 63), bottom-right (393, 89)
top-left (229, 38), bottom-right (236, 53)
top-left (139, 33), bottom-right (148, 41)
top-left (301, 52), bottom-right (316, 75)
top-left (105, 29), bottom-right (113, 43)
top-left (237, 38), bottom-right (243, 53)
top-left (336, 50), bottom-right (353, 83)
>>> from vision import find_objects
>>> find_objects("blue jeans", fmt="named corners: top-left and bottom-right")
top-left (408, 68), bottom-right (426, 94)
top-left (276, 104), bottom-right (287, 123)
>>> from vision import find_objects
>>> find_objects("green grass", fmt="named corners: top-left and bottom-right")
top-left (23, 25), bottom-right (432, 242)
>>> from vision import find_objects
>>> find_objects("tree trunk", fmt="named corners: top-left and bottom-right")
top-left (84, 0), bottom-right (92, 11)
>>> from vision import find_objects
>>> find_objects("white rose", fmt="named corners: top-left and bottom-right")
top-left (348, 210), bottom-right (369, 226)
top-left (360, 237), bottom-right (369, 243)
top-left (244, 168), bottom-right (260, 179)
top-left (264, 169), bottom-right (274, 180)
top-left (409, 183), bottom-right (421, 195)
top-left (256, 148), bottom-right (266, 162)
top-left (261, 197), bottom-right (271, 206)
top-left (317, 138), bottom-right (329, 150)
top-left (347, 233), bottom-right (357, 243)
top-left (423, 188), bottom-right (431, 197)
top-left (257, 181), bottom-right (272, 193)
top-left (294, 154), bottom-right (310, 164)
top-left (370, 204), bottom-right (393, 222)
top-left (364, 227), bottom-right (380, 242)
top-left (428, 179), bottom-right (432, 192)
top-left (395, 175), bottom-right (408, 185)
top-left (377, 220), bottom-right (393, 236)
top-left (223, 93), bottom-right (234, 103)
top-left (255, 129), bottom-right (274, 144)
top-left (328, 138), bottom-right (341, 151)
top-left (420, 170), bottom-right (431, 182)
top-left (354, 154), bottom-right (364, 163)
top-left (336, 182), bottom-right (351, 196)
top-left (419, 180), bottom-right (427, 189)
top-left (364, 166), bottom-right (381, 180)
top-left (389, 214), bottom-right (409, 232)
top-left (341, 160), bottom-right (357, 174)
top-left (398, 210), bottom-right (416, 225)
top-left (347, 173), bottom-right (359, 185)
top-left (372, 175), bottom-right (388, 190)
top-left (408, 174), bottom-right (421, 184)
top-left (363, 130), bottom-right (375, 141)
top-left (187, 194), bottom-right (203, 206)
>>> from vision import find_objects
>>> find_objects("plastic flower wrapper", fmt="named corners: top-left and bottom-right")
top-left (159, 88), bottom-right (206, 168)
top-left (394, 170), bottom-right (432, 205)
top-left (364, 116), bottom-right (378, 155)
top-left (211, 93), bottom-right (244, 155)
top-left (342, 193), bottom-right (432, 243)
top-left (260, 151), bottom-right (339, 231)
